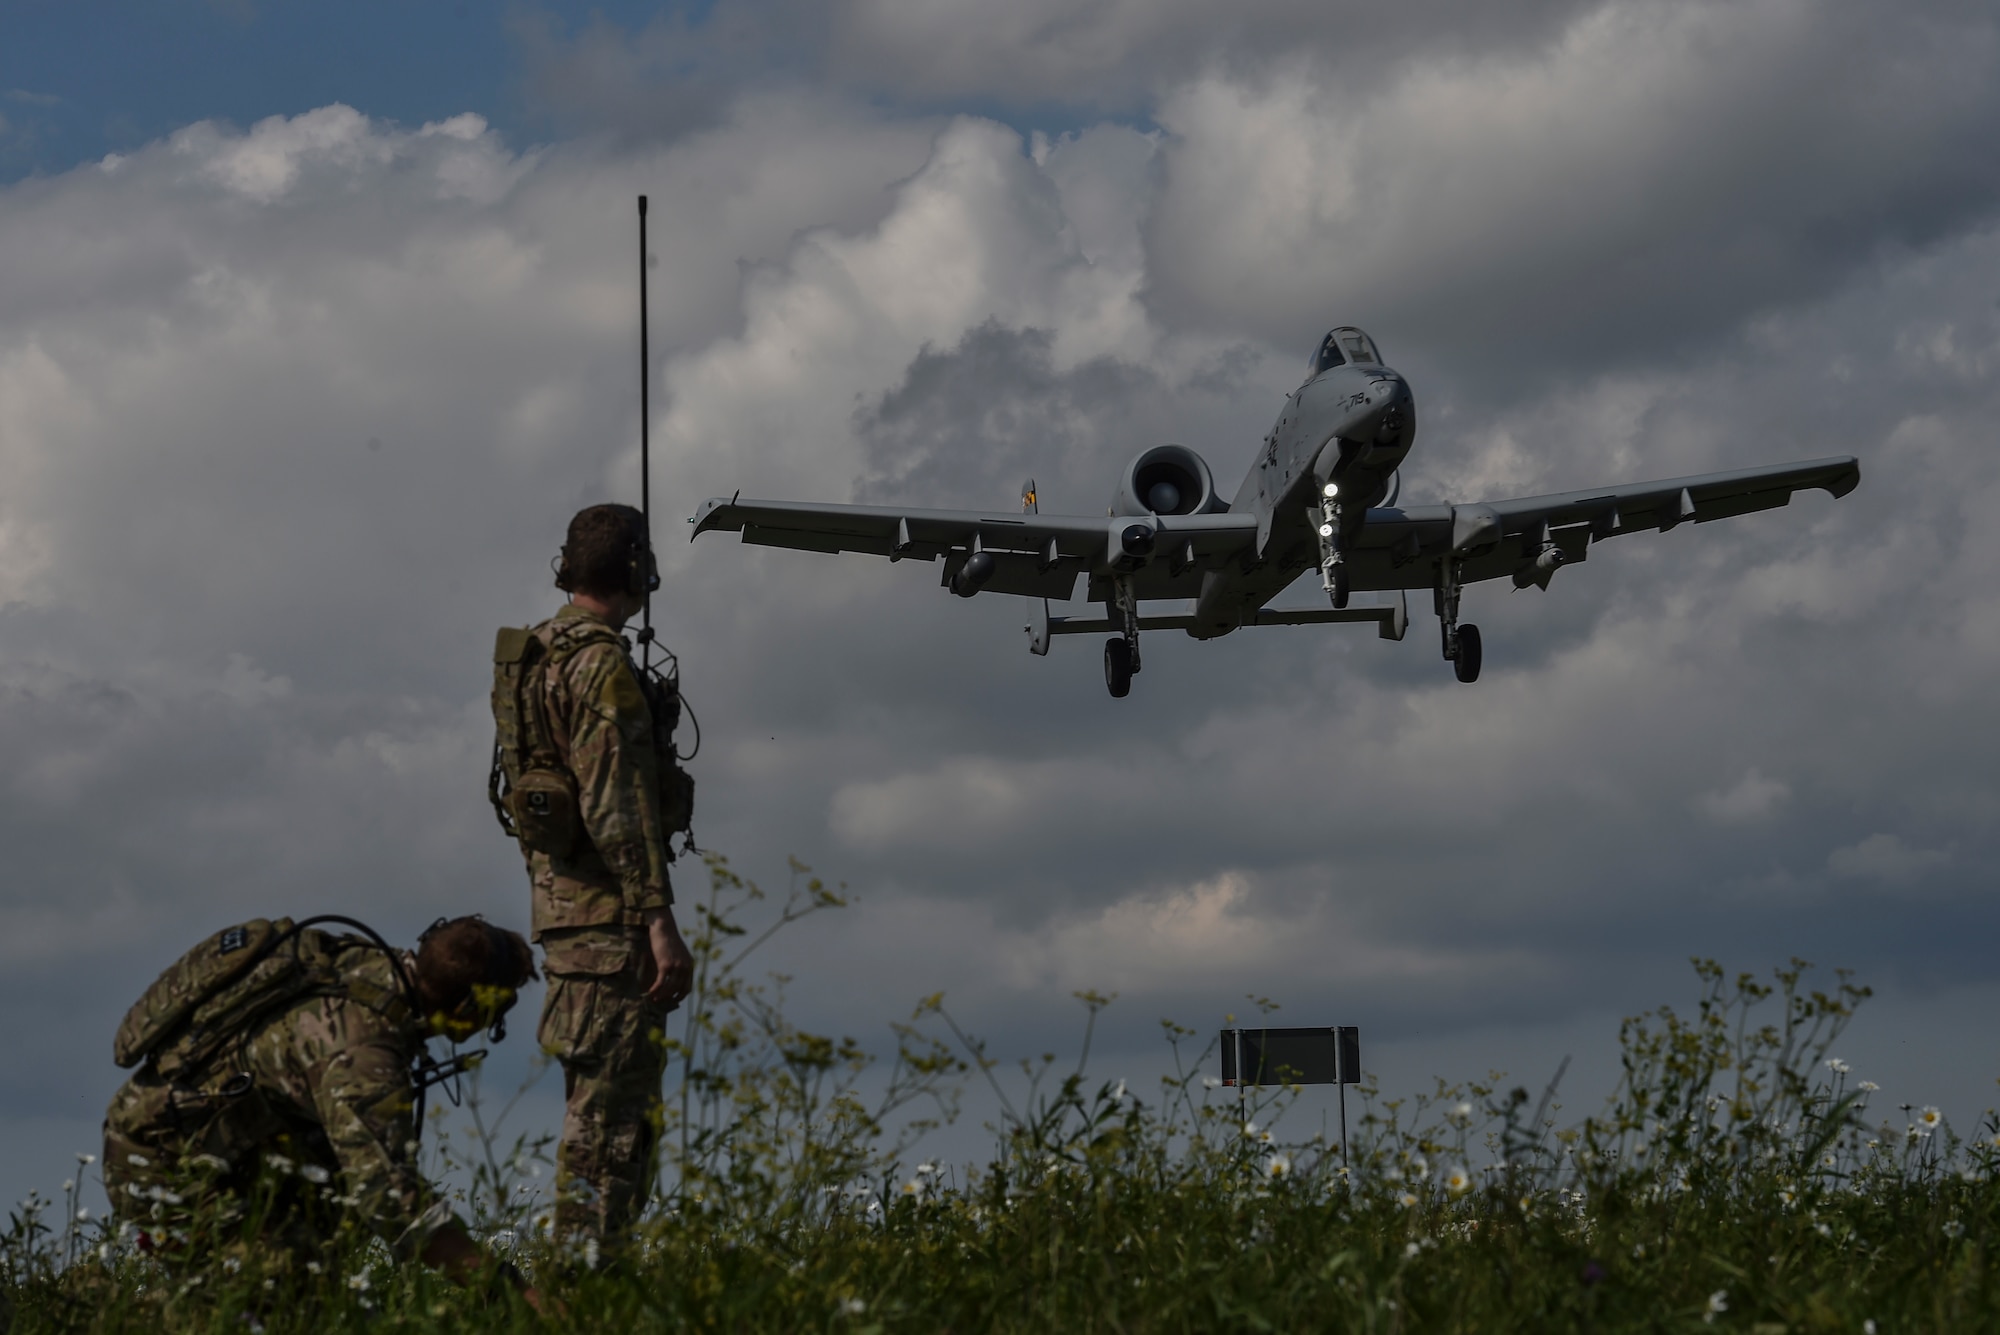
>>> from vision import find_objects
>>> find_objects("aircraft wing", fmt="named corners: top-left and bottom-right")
top-left (691, 495), bottom-right (1259, 600)
top-left (1344, 456), bottom-right (1861, 592)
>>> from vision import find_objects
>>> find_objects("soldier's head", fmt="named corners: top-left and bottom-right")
top-left (414, 916), bottom-right (537, 1043)
top-left (555, 504), bottom-right (658, 621)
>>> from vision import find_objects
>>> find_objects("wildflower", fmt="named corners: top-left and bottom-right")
top-left (1448, 1101), bottom-right (1474, 1125)
top-left (126, 1154), bottom-right (151, 1169)
top-left (61, 1179), bottom-right (73, 1192)
top-left (1858, 1080), bottom-right (1879, 1092)
top-left (1383, 1165), bottom-right (1404, 1184)
top-left (1202, 1077), bottom-right (1222, 1089)
top-left (841, 1297), bottom-right (867, 1316)
top-left (1397, 1191), bottom-right (1419, 1208)
top-left (222, 1256), bottom-right (242, 1274)
top-left (1444, 1167), bottom-right (1471, 1196)
top-left (1265, 1153), bottom-right (1291, 1179)
top-left (1242, 1121), bottom-right (1258, 1139)
top-left (76, 1153), bottom-right (96, 1166)
top-left (347, 1272), bottom-right (370, 1293)
top-left (1943, 1219), bottom-right (1965, 1239)
top-left (305, 1262), bottom-right (323, 1276)
top-left (300, 1165), bottom-right (330, 1185)
top-left (1704, 1290), bottom-right (1728, 1324)
top-left (1918, 1106), bottom-right (1943, 1130)
top-left (264, 1154), bottom-right (295, 1174)
top-left (1403, 1240), bottom-right (1421, 1259)
top-left (1865, 1321), bottom-right (1878, 1334)
top-left (1778, 1187), bottom-right (1797, 1208)
top-left (1822, 1153), bottom-right (1838, 1169)
top-left (1815, 1220), bottom-right (1832, 1237)
top-left (1827, 1057), bottom-right (1850, 1074)
top-left (582, 1237), bottom-right (602, 1270)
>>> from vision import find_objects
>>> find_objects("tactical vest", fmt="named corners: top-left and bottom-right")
top-left (489, 617), bottom-right (694, 859)
top-left (113, 920), bottom-right (410, 1081)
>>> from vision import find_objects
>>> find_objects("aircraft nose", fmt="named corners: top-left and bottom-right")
top-left (1361, 370), bottom-right (1412, 445)
top-left (1365, 370), bottom-right (1408, 406)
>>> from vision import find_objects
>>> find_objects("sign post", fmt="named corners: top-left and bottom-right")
top-left (1220, 1025), bottom-right (1362, 1167)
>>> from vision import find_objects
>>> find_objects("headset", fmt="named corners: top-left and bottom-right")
top-left (552, 511), bottom-right (659, 599)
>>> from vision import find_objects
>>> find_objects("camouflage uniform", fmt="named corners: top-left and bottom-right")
top-left (102, 936), bottom-right (453, 1262)
top-left (517, 603), bottom-right (674, 1243)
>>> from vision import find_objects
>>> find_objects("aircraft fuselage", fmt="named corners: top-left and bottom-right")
top-left (1192, 353), bottom-right (1415, 638)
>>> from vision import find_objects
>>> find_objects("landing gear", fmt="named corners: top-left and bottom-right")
top-left (1315, 497), bottom-right (1349, 608)
top-left (1104, 576), bottom-right (1143, 698)
top-left (1435, 558), bottom-right (1482, 684)
top-left (1104, 637), bottom-right (1133, 697)
top-left (1453, 624), bottom-right (1482, 684)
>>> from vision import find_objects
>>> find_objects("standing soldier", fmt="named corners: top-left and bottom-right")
top-left (489, 503), bottom-right (695, 1250)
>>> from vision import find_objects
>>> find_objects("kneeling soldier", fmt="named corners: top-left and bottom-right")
top-left (102, 914), bottom-right (539, 1299)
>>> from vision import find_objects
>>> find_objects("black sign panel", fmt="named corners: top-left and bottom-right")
top-left (1219, 1025), bottom-right (1360, 1087)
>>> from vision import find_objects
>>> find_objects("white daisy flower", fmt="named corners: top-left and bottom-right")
top-left (1704, 1290), bottom-right (1728, 1323)
top-left (1444, 1167), bottom-right (1471, 1196)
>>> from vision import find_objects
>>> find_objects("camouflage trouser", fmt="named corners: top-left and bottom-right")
top-left (537, 925), bottom-right (669, 1245)
top-left (101, 1071), bottom-right (340, 1265)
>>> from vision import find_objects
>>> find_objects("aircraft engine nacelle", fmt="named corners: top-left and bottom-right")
top-left (1111, 444), bottom-right (1227, 518)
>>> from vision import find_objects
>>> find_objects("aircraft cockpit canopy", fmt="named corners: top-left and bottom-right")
top-left (1310, 327), bottom-right (1382, 376)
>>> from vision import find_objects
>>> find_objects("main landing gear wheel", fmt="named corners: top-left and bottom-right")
top-left (1330, 564), bottom-right (1350, 610)
top-left (1453, 624), bottom-right (1483, 684)
top-left (1104, 637), bottom-right (1134, 697)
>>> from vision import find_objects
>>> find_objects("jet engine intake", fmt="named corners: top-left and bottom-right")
top-left (1113, 445), bottom-right (1224, 517)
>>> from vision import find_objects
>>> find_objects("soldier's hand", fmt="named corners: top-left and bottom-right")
top-left (644, 909), bottom-right (694, 1009)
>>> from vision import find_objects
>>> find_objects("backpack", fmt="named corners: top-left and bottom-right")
top-left (489, 618), bottom-right (694, 858)
top-left (114, 918), bottom-right (324, 1080)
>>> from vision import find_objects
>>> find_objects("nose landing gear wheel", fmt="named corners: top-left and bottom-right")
top-left (1453, 624), bottom-right (1482, 684)
top-left (1330, 564), bottom-right (1350, 610)
top-left (1104, 637), bottom-right (1133, 698)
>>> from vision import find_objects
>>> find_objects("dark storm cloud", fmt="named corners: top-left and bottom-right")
top-left (1143, 0), bottom-right (2000, 394)
top-left (509, 0), bottom-right (1609, 121)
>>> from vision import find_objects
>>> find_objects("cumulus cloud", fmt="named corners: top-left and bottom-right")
top-left (1696, 770), bottom-right (1791, 825)
top-left (1827, 834), bottom-right (1952, 885)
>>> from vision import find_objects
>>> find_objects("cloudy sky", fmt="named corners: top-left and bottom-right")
top-left (5, 0), bottom-right (2000, 1210)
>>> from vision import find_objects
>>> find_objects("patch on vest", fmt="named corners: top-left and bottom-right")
top-left (219, 926), bottom-right (250, 954)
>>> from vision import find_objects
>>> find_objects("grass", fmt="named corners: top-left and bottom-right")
top-left (5, 858), bottom-right (1994, 1332)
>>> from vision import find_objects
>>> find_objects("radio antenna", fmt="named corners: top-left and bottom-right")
top-left (637, 194), bottom-right (654, 661)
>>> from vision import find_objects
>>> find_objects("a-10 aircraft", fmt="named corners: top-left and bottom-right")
top-left (692, 327), bottom-right (1860, 698)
